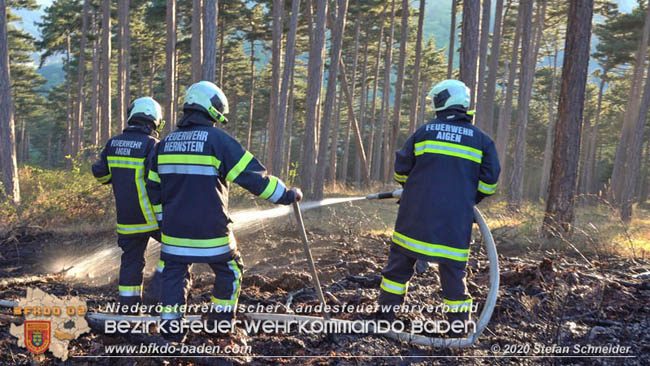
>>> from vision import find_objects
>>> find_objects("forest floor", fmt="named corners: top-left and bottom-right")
top-left (0, 194), bottom-right (649, 365)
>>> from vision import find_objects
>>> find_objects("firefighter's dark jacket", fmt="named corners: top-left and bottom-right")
top-left (392, 110), bottom-right (500, 266)
top-left (92, 124), bottom-right (159, 237)
top-left (146, 111), bottom-right (297, 264)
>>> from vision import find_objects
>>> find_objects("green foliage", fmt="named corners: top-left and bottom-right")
top-left (0, 163), bottom-right (114, 232)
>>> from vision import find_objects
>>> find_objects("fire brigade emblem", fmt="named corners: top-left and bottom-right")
top-left (25, 321), bottom-right (51, 354)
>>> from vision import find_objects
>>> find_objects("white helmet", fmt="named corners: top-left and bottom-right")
top-left (183, 81), bottom-right (229, 123)
top-left (128, 97), bottom-right (164, 132)
top-left (428, 80), bottom-right (471, 112)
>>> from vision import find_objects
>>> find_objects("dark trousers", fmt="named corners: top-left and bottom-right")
top-left (117, 231), bottom-right (162, 311)
top-left (160, 254), bottom-right (244, 322)
top-left (378, 246), bottom-right (472, 321)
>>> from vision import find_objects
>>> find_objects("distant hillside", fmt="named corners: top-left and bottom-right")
top-left (36, 63), bottom-right (64, 91)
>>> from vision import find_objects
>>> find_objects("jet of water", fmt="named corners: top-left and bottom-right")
top-left (57, 196), bottom-right (367, 280)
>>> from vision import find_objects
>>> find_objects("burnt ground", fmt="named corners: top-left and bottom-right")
top-left (0, 201), bottom-right (649, 365)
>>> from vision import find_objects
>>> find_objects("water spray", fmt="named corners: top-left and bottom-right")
top-left (55, 196), bottom-right (367, 280)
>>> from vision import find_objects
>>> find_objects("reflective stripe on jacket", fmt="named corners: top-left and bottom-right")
top-left (392, 111), bottom-right (500, 266)
top-left (92, 125), bottom-right (159, 236)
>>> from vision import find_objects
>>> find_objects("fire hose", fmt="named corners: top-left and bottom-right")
top-left (0, 190), bottom-right (498, 348)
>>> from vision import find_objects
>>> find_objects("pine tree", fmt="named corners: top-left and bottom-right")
top-left (542, 0), bottom-right (594, 236)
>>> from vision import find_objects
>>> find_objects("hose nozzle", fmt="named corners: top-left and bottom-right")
top-left (366, 189), bottom-right (403, 200)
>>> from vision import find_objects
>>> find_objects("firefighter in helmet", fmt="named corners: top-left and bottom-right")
top-left (146, 81), bottom-right (302, 342)
top-left (92, 97), bottom-right (166, 313)
top-left (377, 79), bottom-right (501, 336)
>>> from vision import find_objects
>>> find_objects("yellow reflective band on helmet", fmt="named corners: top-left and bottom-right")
top-left (392, 231), bottom-right (470, 262)
top-left (414, 140), bottom-right (483, 164)
top-left (226, 151), bottom-right (254, 182)
top-left (259, 176), bottom-right (279, 200)
top-left (148, 170), bottom-right (161, 183)
top-left (162, 234), bottom-right (230, 248)
top-left (158, 154), bottom-right (221, 169)
top-left (478, 180), bottom-right (497, 195)
top-left (394, 172), bottom-right (408, 183)
top-left (380, 277), bottom-right (408, 295)
top-left (443, 298), bottom-right (473, 313)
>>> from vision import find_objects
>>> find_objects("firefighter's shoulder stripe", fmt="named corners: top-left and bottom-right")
top-left (392, 231), bottom-right (469, 262)
top-left (226, 151), bottom-right (254, 182)
top-left (414, 140), bottom-right (483, 164)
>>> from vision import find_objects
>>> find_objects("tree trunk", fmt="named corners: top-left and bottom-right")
top-left (459, 0), bottom-right (480, 108)
top-left (74, 0), bottom-right (90, 155)
top-left (507, 0), bottom-right (535, 210)
top-left (272, 0), bottom-right (300, 175)
top-left (164, 0), bottom-right (177, 135)
top-left (356, 27), bottom-right (370, 186)
top-left (246, 38), bottom-right (255, 150)
top-left (408, 0), bottom-right (426, 136)
top-left (447, 0), bottom-right (457, 79)
top-left (586, 76), bottom-right (606, 196)
top-left (100, 0), bottom-right (111, 144)
top-left (0, 0), bottom-right (20, 203)
top-left (284, 71), bottom-right (295, 176)
top-left (540, 36), bottom-right (560, 201)
top-left (202, 0), bottom-right (218, 81)
top-left (267, 0), bottom-right (284, 172)
top-left (388, 0), bottom-right (409, 178)
top-left (621, 61), bottom-right (650, 221)
top-left (218, 1), bottom-right (225, 86)
top-left (328, 83), bottom-right (342, 183)
top-left (341, 16), bottom-right (360, 184)
top-left (65, 32), bottom-right (72, 157)
top-left (475, 0), bottom-right (491, 130)
top-left (90, 12), bottom-right (99, 147)
top-left (313, 0), bottom-right (349, 199)
top-left (192, 0), bottom-right (203, 82)
top-left (117, 0), bottom-right (130, 133)
top-left (369, 13), bottom-right (385, 178)
top-left (148, 49), bottom-right (156, 95)
top-left (611, 3), bottom-right (650, 204)
top-left (339, 57), bottom-right (370, 185)
top-left (481, 0), bottom-right (505, 137)
top-left (495, 6), bottom-right (523, 180)
top-left (301, 0), bottom-right (328, 196)
top-left (542, 0), bottom-right (593, 237)
top-left (638, 141), bottom-right (650, 204)
top-left (419, 81), bottom-right (428, 125)
top-left (380, 0), bottom-right (396, 183)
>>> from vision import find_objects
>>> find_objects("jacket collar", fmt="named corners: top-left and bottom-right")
top-left (123, 124), bottom-right (155, 136)
top-left (177, 111), bottom-right (215, 128)
top-left (436, 109), bottom-right (473, 124)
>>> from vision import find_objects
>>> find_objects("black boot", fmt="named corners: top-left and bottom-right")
top-left (446, 311), bottom-right (471, 338)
